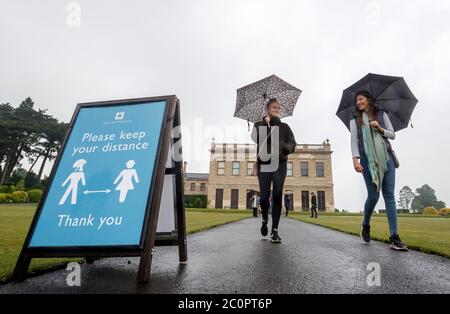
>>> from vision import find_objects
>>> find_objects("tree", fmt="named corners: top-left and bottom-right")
top-left (40, 175), bottom-right (51, 188)
top-left (0, 98), bottom-right (48, 184)
top-left (434, 200), bottom-right (446, 210)
top-left (35, 121), bottom-right (68, 180)
top-left (0, 98), bottom-right (67, 185)
top-left (397, 186), bottom-right (415, 212)
top-left (411, 197), bottom-right (424, 214)
top-left (0, 103), bottom-right (15, 182)
top-left (6, 168), bottom-right (27, 186)
top-left (411, 184), bottom-right (446, 213)
top-left (24, 171), bottom-right (40, 188)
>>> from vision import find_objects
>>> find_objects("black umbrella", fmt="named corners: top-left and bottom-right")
top-left (234, 74), bottom-right (301, 128)
top-left (336, 73), bottom-right (418, 132)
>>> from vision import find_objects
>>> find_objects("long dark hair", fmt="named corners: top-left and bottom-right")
top-left (355, 90), bottom-right (377, 126)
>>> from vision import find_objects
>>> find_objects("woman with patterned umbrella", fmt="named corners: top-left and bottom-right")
top-left (235, 75), bottom-right (300, 243)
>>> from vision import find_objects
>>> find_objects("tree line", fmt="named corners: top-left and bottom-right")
top-left (398, 184), bottom-right (446, 213)
top-left (0, 97), bottom-right (69, 187)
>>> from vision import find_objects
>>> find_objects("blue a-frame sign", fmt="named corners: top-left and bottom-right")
top-left (13, 96), bottom-right (187, 283)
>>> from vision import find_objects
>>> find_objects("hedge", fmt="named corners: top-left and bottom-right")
top-left (28, 189), bottom-right (43, 203)
top-left (0, 185), bottom-right (16, 194)
top-left (10, 191), bottom-right (29, 203)
top-left (0, 193), bottom-right (12, 203)
top-left (185, 195), bottom-right (207, 208)
top-left (423, 207), bottom-right (439, 215)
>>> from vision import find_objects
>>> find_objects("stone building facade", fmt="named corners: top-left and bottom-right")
top-left (183, 169), bottom-right (208, 196)
top-left (204, 141), bottom-right (335, 212)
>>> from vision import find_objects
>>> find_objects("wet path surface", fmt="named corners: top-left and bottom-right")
top-left (1, 217), bottom-right (449, 293)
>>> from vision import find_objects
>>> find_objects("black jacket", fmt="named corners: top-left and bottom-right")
top-left (311, 195), bottom-right (317, 206)
top-left (251, 116), bottom-right (297, 164)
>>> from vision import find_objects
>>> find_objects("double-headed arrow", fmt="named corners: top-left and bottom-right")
top-left (83, 189), bottom-right (111, 195)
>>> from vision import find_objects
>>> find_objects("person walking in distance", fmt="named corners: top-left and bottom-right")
top-left (310, 192), bottom-right (318, 218)
top-left (284, 194), bottom-right (291, 217)
top-left (250, 191), bottom-right (259, 218)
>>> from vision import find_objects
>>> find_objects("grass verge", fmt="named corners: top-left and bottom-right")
top-left (289, 212), bottom-right (450, 258)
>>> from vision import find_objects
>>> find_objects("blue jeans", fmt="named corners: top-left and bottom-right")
top-left (360, 152), bottom-right (398, 235)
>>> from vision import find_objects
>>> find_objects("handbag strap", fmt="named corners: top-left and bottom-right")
top-left (257, 126), bottom-right (275, 158)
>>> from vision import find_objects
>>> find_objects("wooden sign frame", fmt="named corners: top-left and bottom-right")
top-left (12, 95), bottom-right (187, 283)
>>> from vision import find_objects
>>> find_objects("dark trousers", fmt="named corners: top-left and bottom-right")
top-left (252, 207), bottom-right (258, 217)
top-left (311, 205), bottom-right (317, 218)
top-left (257, 160), bottom-right (287, 231)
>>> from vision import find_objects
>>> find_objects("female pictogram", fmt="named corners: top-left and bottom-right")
top-left (113, 160), bottom-right (139, 203)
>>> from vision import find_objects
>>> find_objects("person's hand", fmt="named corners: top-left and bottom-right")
top-left (264, 115), bottom-right (271, 125)
top-left (369, 120), bottom-right (382, 131)
top-left (353, 158), bottom-right (363, 173)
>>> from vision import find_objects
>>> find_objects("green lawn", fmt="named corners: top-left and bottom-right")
top-left (0, 204), bottom-right (251, 283)
top-left (289, 212), bottom-right (450, 258)
top-left (185, 208), bottom-right (252, 234)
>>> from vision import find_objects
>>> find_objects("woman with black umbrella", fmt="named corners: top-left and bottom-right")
top-left (350, 90), bottom-right (408, 251)
top-left (251, 98), bottom-right (296, 243)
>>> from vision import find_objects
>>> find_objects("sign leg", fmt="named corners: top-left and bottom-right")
top-left (178, 239), bottom-right (187, 263)
top-left (137, 248), bottom-right (154, 283)
top-left (12, 254), bottom-right (31, 282)
top-left (176, 162), bottom-right (187, 263)
top-left (174, 101), bottom-right (188, 263)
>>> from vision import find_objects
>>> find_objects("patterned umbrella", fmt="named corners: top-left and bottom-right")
top-left (234, 74), bottom-right (302, 126)
top-left (336, 73), bottom-right (418, 132)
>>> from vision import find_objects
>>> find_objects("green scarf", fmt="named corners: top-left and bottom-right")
top-left (361, 112), bottom-right (389, 192)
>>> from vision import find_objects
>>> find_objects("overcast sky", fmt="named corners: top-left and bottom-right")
top-left (1, 0), bottom-right (449, 211)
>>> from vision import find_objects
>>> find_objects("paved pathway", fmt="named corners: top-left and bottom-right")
top-left (1, 217), bottom-right (449, 293)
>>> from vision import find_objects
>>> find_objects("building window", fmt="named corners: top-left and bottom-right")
top-left (215, 189), bottom-right (223, 208)
top-left (247, 161), bottom-right (254, 176)
top-left (301, 191), bottom-right (310, 210)
top-left (232, 161), bottom-right (240, 176)
top-left (200, 183), bottom-right (206, 192)
top-left (318, 191), bottom-right (326, 211)
top-left (190, 182), bottom-right (195, 192)
top-left (217, 161), bottom-right (225, 175)
top-left (301, 162), bottom-right (309, 176)
top-left (287, 162), bottom-right (293, 176)
top-left (231, 189), bottom-right (239, 209)
top-left (316, 162), bottom-right (324, 177)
